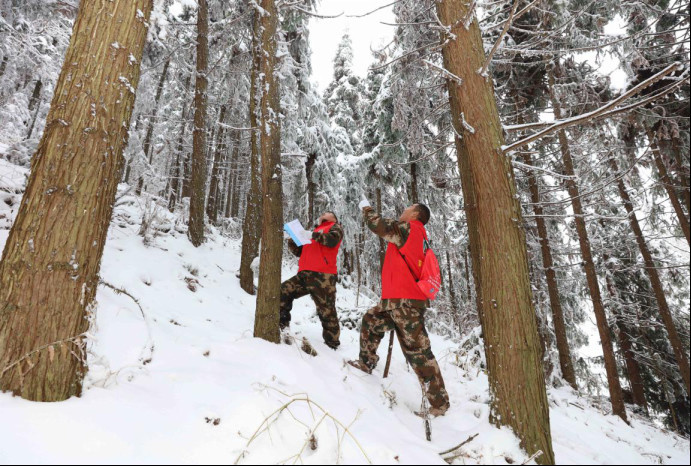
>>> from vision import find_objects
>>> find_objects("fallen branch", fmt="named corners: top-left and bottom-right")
top-left (99, 279), bottom-right (145, 320)
top-left (522, 450), bottom-right (543, 464)
top-left (235, 388), bottom-right (371, 464)
top-left (439, 433), bottom-right (479, 456)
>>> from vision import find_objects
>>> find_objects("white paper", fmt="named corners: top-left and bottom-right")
top-left (284, 219), bottom-right (312, 246)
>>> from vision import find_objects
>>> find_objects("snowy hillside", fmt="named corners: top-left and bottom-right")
top-left (0, 159), bottom-right (688, 465)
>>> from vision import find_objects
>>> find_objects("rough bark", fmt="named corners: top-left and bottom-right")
top-left (549, 65), bottom-right (627, 422)
top-left (436, 1), bottom-right (554, 462)
top-left (188, 0), bottom-right (209, 247)
top-left (136, 58), bottom-right (170, 196)
top-left (252, 0), bottom-right (282, 343)
top-left (610, 156), bottom-right (690, 396)
top-left (0, 0), bottom-right (152, 402)
top-left (523, 152), bottom-right (577, 389)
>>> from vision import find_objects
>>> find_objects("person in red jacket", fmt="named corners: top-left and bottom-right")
top-left (280, 212), bottom-right (343, 349)
top-left (348, 201), bottom-right (450, 417)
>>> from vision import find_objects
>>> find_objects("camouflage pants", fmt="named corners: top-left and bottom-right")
top-left (359, 303), bottom-right (450, 411)
top-left (280, 270), bottom-right (340, 348)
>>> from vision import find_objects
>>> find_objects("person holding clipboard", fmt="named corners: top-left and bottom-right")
top-left (281, 212), bottom-right (343, 350)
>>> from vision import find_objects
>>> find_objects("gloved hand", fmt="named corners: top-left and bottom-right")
top-left (358, 195), bottom-right (371, 210)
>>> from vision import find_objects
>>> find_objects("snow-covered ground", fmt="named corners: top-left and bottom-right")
top-left (0, 159), bottom-right (689, 464)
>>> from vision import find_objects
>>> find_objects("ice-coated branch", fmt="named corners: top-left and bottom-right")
top-left (502, 62), bottom-right (682, 154)
top-left (478, 0), bottom-right (521, 78)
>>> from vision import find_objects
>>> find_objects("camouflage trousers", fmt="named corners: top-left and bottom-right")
top-left (358, 302), bottom-right (450, 411)
top-left (280, 270), bottom-right (340, 348)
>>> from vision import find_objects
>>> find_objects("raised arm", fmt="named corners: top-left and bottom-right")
top-left (311, 222), bottom-right (344, 248)
top-left (363, 207), bottom-right (410, 248)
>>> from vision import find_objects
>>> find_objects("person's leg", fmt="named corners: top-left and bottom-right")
top-left (308, 273), bottom-right (341, 349)
top-left (279, 273), bottom-right (309, 329)
top-left (391, 305), bottom-right (450, 413)
top-left (357, 303), bottom-right (395, 370)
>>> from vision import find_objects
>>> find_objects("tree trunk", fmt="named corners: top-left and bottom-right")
top-left (376, 186), bottom-right (385, 271)
top-left (436, 1), bottom-right (554, 462)
top-left (602, 263), bottom-right (649, 413)
top-left (225, 131), bottom-right (242, 219)
top-left (238, 11), bottom-right (265, 295)
top-left (252, 0), bottom-right (282, 343)
top-left (445, 250), bottom-right (462, 336)
top-left (523, 152), bottom-right (577, 389)
top-left (0, 0), bottom-right (152, 402)
top-left (123, 114), bottom-right (142, 184)
top-left (136, 58), bottom-right (170, 196)
top-left (25, 79), bottom-right (43, 140)
top-left (549, 65), bottom-right (627, 422)
top-left (410, 162), bottom-right (419, 204)
top-left (167, 75), bottom-right (192, 212)
top-left (610, 156), bottom-right (690, 395)
top-left (646, 127), bottom-right (691, 246)
top-left (206, 105), bottom-right (227, 225)
top-left (306, 152), bottom-right (317, 226)
top-left (188, 0), bottom-right (209, 247)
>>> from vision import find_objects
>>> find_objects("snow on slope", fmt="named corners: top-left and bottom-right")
top-left (0, 162), bottom-right (689, 465)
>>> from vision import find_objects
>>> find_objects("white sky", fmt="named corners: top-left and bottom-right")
top-left (309, 0), bottom-right (395, 93)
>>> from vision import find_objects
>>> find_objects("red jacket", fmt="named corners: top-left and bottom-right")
top-left (381, 220), bottom-right (428, 300)
top-left (298, 221), bottom-right (341, 274)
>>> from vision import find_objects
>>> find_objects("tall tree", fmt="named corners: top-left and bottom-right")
top-left (188, 0), bottom-right (209, 247)
top-left (252, 0), bottom-right (282, 343)
top-left (0, 0), bottom-right (152, 401)
top-left (548, 63), bottom-right (628, 422)
top-left (434, 0), bottom-right (554, 462)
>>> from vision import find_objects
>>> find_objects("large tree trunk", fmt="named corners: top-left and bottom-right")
top-left (436, 1), bottom-right (554, 462)
top-left (238, 11), bottom-right (265, 295)
top-left (610, 156), bottom-right (690, 395)
top-left (188, 0), bottom-right (209, 247)
top-left (523, 152), bottom-right (577, 389)
top-left (0, 0), bottom-right (152, 402)
top-left (252, 0), bottom-right (282, 343)
top-left (646, 127), bottom-right (691, 245)
top-left (136, 58), bottom-right (170, 196)
top-left (549, 65), bottom-right (627, 422)
top-left (206, 105), bottom-right (227, 225)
